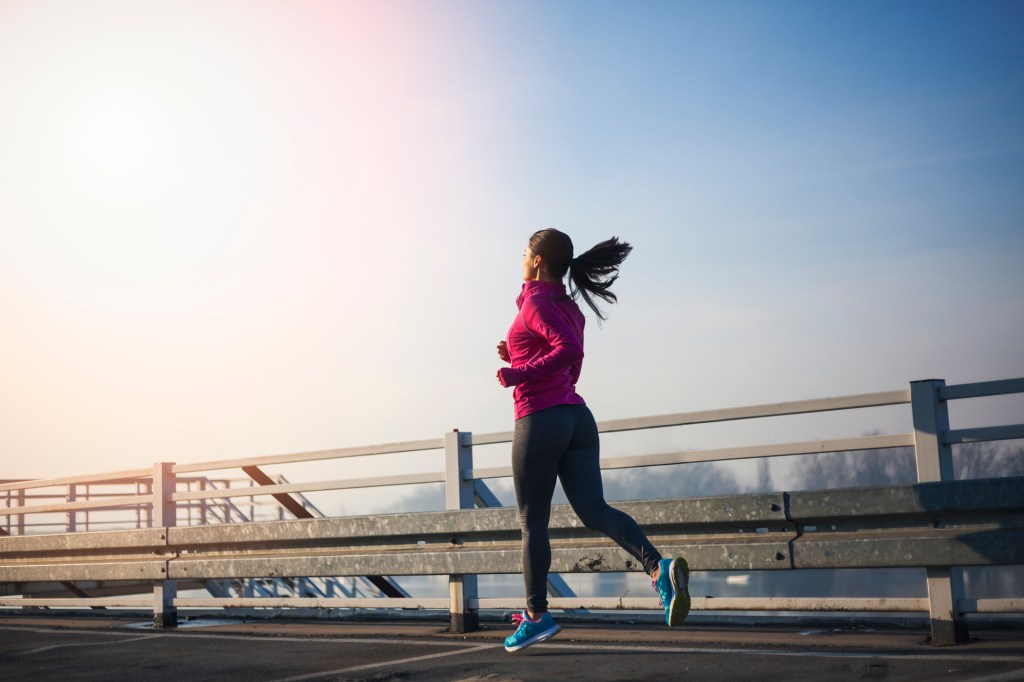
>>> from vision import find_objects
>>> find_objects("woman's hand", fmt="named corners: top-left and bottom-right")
top-left (496, 340), bottom-right (510, 363)
top-left (496, 366), bottom-right (523, 387)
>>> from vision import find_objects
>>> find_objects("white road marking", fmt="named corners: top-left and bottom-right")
top-left (535, 641), bottom-right (1024, 664)
top-left (957, 670), bottom-right (1024, 682)
top-left (266, 644), bottom-right (494, 682)
top-left (20, 634), bottom-right (156, 656)
top-left (0, 626), bottom-right (474, 648)
top-left (2, 624), bottom-right (1023, 668)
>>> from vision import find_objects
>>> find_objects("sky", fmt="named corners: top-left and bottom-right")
top-left (1, 0), bottom-right (1022, 485)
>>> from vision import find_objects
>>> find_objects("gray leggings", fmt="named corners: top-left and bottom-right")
top-left (512, 403), bottom-right (663, 614)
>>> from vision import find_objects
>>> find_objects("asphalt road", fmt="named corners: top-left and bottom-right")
top-left (1, 616), bottom-right (1023, 682)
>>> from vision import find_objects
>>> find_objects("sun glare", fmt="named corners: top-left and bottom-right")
top-left (84, 106), bottom-right (148, 170)
top-left (65, 93), bottom-right (160, 192)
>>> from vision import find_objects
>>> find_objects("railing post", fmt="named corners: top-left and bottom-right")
top-left (445, 429), bottom-right (478, 633)
top-left (912, 379), bottom-right (955, 482)
top-left (199, 479), bottom-right (209, 525)
top-left (911, 379), bottom-right (967, 645)
top-left (152, 462), bottom-right (177, 629)
top-left (66, 484), bottom-right (76, 533)
top-left (16, 488), bottom-right (25, 535)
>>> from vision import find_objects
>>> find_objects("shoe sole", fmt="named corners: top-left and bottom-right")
top-left (668, 557), bottom-right (690, 627)
top-left (504, 624), bottom-right (561, 653)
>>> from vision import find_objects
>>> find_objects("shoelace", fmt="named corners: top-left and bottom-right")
top-left (512, 612), bottom-right (541, 626)
top-left (652, 580), bottom-right (664, 607)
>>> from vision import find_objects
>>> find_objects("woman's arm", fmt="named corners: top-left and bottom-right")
top-left (497, 298), bottom-right (582, 387)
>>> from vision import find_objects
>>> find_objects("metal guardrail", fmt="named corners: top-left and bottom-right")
top-left (2, 377), bottom-right (1023, 645)
top-left (0, 473), bottom-right (404, 603)
top-left (1, 477), bottom-right (1022, 609)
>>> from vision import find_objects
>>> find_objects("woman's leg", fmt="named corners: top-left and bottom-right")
top-left (558, 404), bottom-right (663, 576)
top-left (511, 405), bottom-right (575, 615)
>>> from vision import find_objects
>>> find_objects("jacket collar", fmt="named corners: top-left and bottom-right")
top-left (516, 279), bottom-right (567, 308)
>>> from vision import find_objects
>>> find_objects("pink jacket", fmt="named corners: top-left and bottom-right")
top-left (497, 280), bottom-right (587, 419)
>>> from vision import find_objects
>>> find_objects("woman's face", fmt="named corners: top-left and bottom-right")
top-left (522, 244), bottom-right (540, 281)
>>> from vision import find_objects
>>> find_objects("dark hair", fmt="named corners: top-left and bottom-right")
top-left (528, 228), bottom-right (633, 320)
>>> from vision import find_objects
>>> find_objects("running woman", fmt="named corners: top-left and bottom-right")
top-left (496, 228), bottom-right (690, 653)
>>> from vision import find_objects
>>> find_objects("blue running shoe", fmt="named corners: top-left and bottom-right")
top-left (652, 557), bottom-right (690, 627)
top-left (503, 611), bottom-right (561, 653)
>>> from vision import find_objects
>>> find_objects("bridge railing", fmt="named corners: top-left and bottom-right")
top-left (2, 377), bottom-right (1022, 645)
top-left (0, 474), bottom-right (316, 536)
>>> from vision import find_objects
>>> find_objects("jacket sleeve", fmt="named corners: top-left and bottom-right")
top-left (497, 297), bottom-right (583, 387)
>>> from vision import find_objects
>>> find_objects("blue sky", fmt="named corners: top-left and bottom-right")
top-left (0, 0), bottom-right (1021, 482)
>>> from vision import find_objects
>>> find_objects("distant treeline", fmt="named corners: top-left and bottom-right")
top-left (391, 438), bottom-right (1024, 510)
top-left (597, 438), bottom-right (1024, 502)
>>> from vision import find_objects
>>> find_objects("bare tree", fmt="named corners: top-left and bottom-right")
top-left (596, 462), bottom-right (742, 502)
top-left (790, 438), bottom-right (1024, 491)
top-left (792, 445), bottom-right (916, 491)
top-left (954, 440), bottom-right (1024, 480)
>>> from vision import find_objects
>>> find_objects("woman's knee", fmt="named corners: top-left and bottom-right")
top-left (574, 502), bottom-right (614, 531)
top-left (519, 512), bottom-right (551, 536)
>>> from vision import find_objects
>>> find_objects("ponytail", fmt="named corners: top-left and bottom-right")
top-left (528, 228), bottom-right (633, 320)
top-left (568, 237), bottom-right (632, 320)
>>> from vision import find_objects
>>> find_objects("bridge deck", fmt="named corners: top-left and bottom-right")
top-left (1, 614), bottom-right (1022, 681)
